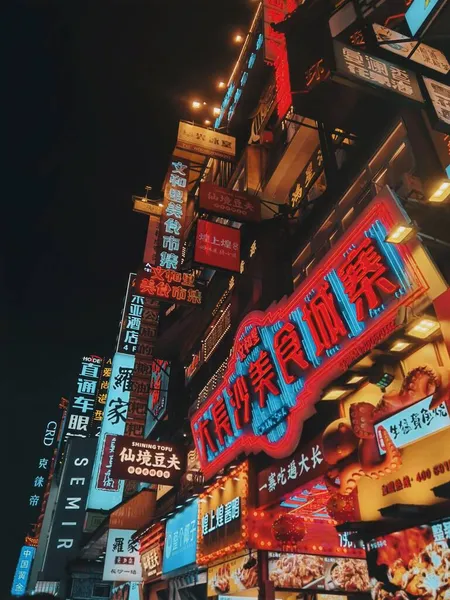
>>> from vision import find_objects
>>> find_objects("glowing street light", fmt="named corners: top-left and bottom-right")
top-left (192, 100), bottom-right (202, 109)
top-left (204, 119), bottom-right (211, 126)
top-left (234, 33), bottom-right (244, 44)
top-left (213, 107), bottom-right (221, 117)
top-left (218, 81), bottom-right (226, 89)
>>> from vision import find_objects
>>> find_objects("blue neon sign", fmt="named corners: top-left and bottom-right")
top-left (406, 0), bottom-right (441, 35)
top-left (11, 546), bottom-right (35, 596)
top-left (162, 499), bottom-right (198, 575)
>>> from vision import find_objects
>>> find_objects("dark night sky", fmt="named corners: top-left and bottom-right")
top-left (3, 0), bottom-right (251, 593)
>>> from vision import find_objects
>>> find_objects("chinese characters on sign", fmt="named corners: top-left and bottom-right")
top-left (334, 41), bottom-right (424, 102)
top-left (156, 157), bottom-right (190, 271)
top-left (375, 394), bottom-right (450, 454)
top-left (112, 437), bottom-right (185, 486)
top-left (162, 499), bottom-right (198, 575)
top-left (90, 358), bottom-right (111, 437)
top-left (199, 183), bottom-right (261, 223)
top-left (103, 529), bottom-right (142, 582)
top-left (117, 274), bottom-right (145, 355)
top-left (145, 359), bottom-right (171, 437)
top-left (141, 545), bottom-right (162, 582)
top-left (289, 146), bottom-right (324, 210)
top-left (65, 355), bottom-right (103, 440)
top-left (136, 264), bottom-right (202, 306)
top-left (424, 77), bottom-right (450, 129)
top-left (257, 436), bottom-right (326, 506)
top-left (194, 220), bottom-right (241, 272)
top-left (201, 497), bottom-right (241, 538)
top-left (97, 434), bottom-right (120, 492)
top-left (176, 121), bottom-right (236, 160)
top-left (191, 190), bottom-right (426, 478)
top-left (11, 546), bottom-right (35, 596)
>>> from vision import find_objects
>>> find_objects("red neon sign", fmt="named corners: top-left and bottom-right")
top-left (191, 190), bottom-right (428, 479)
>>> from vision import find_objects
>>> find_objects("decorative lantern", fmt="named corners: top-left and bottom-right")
top-left (327, 491), bottom-right (357, 523)
top-left (272, 513), bottom-right (307, 551)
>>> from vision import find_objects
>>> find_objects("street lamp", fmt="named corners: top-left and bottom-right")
top-left (234, 33), bottom-right (244, 44)
top-left (428, 179), bottom-right (450, 203)
top-left (192, 100), bottom-right (202, 109)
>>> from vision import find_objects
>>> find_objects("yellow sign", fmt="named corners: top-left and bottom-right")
top-left (358, 427), bottom-right (450, 521)
top-left (207, 553), bottom-right (258, 597)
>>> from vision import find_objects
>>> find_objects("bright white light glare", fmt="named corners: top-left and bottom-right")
top-left (234, 34), bottom-right (244, 43)
top-left (406, 318), bottom-right (440, 339)
top-left (390, 340), bottom-right (411, 352)
top-left (322, 388), bottom-right (347, 400)
top-left (429, 179), bottom-right (450, 203)
top-left (218, 81), bottom-right (226, 89)
top-left (192, 100), bottom-right (202, 109)
top-left (347, 375), bottom-right (365, 385)
top-left (213, 107), bottom-right (221, 116)
top-left (385, 224), bottom-right (415, 244)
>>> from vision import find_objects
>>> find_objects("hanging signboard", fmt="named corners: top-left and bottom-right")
top-left (141, 544), bottom-right (162, 582)
top-left (11, 546), bottom-right (36, 596)
top-left (117, 274), bottom-right (144, 355)
top-left (191, 188), bottom-right (428, 478)
top-left (176, 122), bottom-right (236, 160)
top-left (103, 529), bottom-right (142, 582)
top-left (145, 359), bottom-right (171, 437)
top-left (373, 24), bottom-right (450, 75)
top-left (194, 220), bottom-right (241, 272)
top-left (199, 183), bottom-right (261, 223)
top-left (406, 0), bottom-right (442, 35)
top-left (334, 41), bottom-right (424, 103)
top-left (289, 146), bottom-right (324, 210)
top-left (162, 499), bottom-right (198, 575)
top-left (136, 264), bottom-right (202, 306)
top-left (65, 355), bottom-right (103, 440)
top-left (111, 437), bottom-right (185, 486)
top-left (423, 77), bottom-right (450, 130)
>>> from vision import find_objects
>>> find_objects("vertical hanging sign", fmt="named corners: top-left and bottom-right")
top-left (155, 157), bottom-right (190, 271)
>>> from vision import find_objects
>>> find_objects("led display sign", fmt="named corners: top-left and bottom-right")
top-left (11, 546), bottom-right (36, 596)
top-left (87, 353), bottom-right (135, 511)
top-left (406, 0), bottom-right (442, 35)
top-left (162, 499), bottom-right (198, 575)
top-left (191, 190), bottom-right (428, 478)
top-left (103, 529), bottom-right (142, 582)
top-left (137, 263), bottom-right (202, 306)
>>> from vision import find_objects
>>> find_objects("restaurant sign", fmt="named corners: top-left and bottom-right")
top-left (199, 183), bottom-right (261, 223)
top-left (191, 188), bottom-right (427, 478)
top-left (176, 122), bottom-right (236, 160)
top-left (136, 264), bottom-right (202, 306)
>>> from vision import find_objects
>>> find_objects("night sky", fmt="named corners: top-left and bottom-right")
top-left (3, 1), bottom-right (251, 593)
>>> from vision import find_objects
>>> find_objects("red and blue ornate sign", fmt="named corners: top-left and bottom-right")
top-left (191, 190), bottom-right (429, 479)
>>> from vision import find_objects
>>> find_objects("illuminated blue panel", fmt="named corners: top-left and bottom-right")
top-left (406, 0), bottom-right (441, 35)
top-left (446, 165), bottom-right (450, 178)
top-left (87, 352), bottom-right (135, 511)
top-left (162, 499), bottom-right (198, 574)
top-left (11, 546), bottom-right (35, 596)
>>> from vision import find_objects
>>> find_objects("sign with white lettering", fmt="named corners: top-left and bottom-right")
top-left (11, 546), bottom-right (36, 596)
top-left (162, 499), bottom-right (198, 575)
top-left (424, 77), bottom-right (450, 130)
top-left (176, 121), bottom-right (236, 160)
top-left (111, 437), bottom-right (185, 487)
top-left (103, 529), bottom-right (142, 582)
top-left (65, 355), bottom-right (103, 440)
top-left (141, 544), bottom-right (162, 582)
top-left (41, 438), bottom-right (96, 579)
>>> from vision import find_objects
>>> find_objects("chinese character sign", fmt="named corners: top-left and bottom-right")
top-left (197, 462), bottom-right (249, 564)
top-left (90, 357), bottom-right (112, 437)
top-left (155, 157), bottom-right (190, 272)
top-left (199, 183), bottom-right (261, 223)
top-left (194, 220), bottom-right (241, 272)
top-left (87, 353), bottom-right (135, 511)
top-left (136, 264), bottom-right (202, 306)
top-left (162, 499), bottom-right (198, 575)
top-left (145, 359), bottom-right (171, 437)
top-left (375, 394), bottom-right (450, 454)
top-left (141, 544), bottom-right (162, 582)
top-left (424, 77), bottom-right (450, 129)
top-left (191, 191), bottom-right (428, 478)
top-left (334, 41), bottom-right (424, 103)
top-left (11, 546), bottom-right (35, 596)
top-left (103, 529), bottom-right (142, 582)
top-left (176, 122), bottom-right (236, 160)
top-left (117, 274), bottom-right (145, 355)
top-left (406, 0), bottom-right (441, 35)
top-left (65, 355), bottom-right (103, 440)
top-left (111, 437), bottom-right (185, 487)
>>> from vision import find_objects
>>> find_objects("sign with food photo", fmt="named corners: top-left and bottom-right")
top-left (366, 519), bottom-right (450, 600)
top-left (207, 553), bottom-right (258, 597)
top-left (268, 552), bottom-right (370, 592)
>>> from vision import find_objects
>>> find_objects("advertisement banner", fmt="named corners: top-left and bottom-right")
top-left (111, 437), bottom-right (185, 486)
top-left (41, 438), bottom-right (96, 579)
top-left (191, 189), bottom-right (429, 479)
top-left (194, 220), bottom-right (240, 272)
top-left (366, 517), bottom-right (450, 600)
top-left (334, 41), bottom-right (424, 103)
top-left (207, 553), bottom-right (258, 596)
top-left (162, 499), bottom-right (198, 575)
top-left (11, 546), bottom-right (36, 596)
top-left (176, 121), bottom-right (236, 160)
top-left (199, 183), bottom-right (261, 223)
top-left (103, 529), bottom-right (142, 582)
top-left (268, 553), bottom-right (370, 592)
top-left (198, 463), bottom-right (248, 565)
top-left (136, 264), bottom-right (202, 306)
top-left (87, 352), bottom-right (135, 511)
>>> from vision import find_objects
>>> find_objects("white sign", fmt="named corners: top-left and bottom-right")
top-left (424, 77), bottom-right (450, 126)
top-left (375, 394), bottom-right (450, 454)
top-left (373, 24), bottom-right (450, 75)
top-left (103, 529), bottom-right (142, 582)
top-left (176, 122), bottom-right (236, 160)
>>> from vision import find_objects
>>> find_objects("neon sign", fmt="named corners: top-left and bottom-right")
top-left (191, 190), bottom-right (428, 478)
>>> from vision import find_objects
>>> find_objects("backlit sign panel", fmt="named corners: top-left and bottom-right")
top-left (117, 274), bottom-right (144, 355)
top-left (199, 183), bottom-right (261, 223)
top-left (176, 122), bottom-right (236, 160)
top-left (65, 355), bottom-right (103, 440)
top-left (162, 499), bottom-right (198, 575)
top-left (87, 353), bottom-right (135, 511)
top-left (194, 220), bottom-right (241, 272)
top-left (406, 0), bottom-right (441, 35)
top-left (424, 77), bottom-right (450, 130)
top-left (191, 189), bottom-right (428, 478)
top-left (103, 529), bottom-right (142, 582)
top-left (145, 359), bottom-right (171, 437)
top-left (136, 264), bottom-right (202, 306)
top-left (11, 546), bottom-right (35, 596)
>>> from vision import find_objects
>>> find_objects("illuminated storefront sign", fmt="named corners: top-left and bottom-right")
top-left (162, 499), bottom-right (198, 575)
top-left (197, 463), bottom-right (249, 565)
top-left (289, 146), bottom-right (324, 210)
top-left (65, 355), bottom-right (103, 440)
top-left (191, 190), bottom-right (428, 478)
top-left (334, 41), bottom-right (424, 103)
top-left (194, 220), bottom-right (241, 272)
top-left (406, 0), bottom-right (442, 35)
top-left (207, 553), bottom-right (258, 597)
top-left (137, 264), bottom-right (202, 306)
top-left (11, 546), bottom-right (36, 596)
top-left (199, 183), bottom-right (261, 223)
top-left (141, 544), bottom-right (162, 582)
top-left (90, 357), bottom-right (111, 437)
top-left (117, 274), bottom-right (144, 355)
top-left (103, 529), bottom-right (142, 582)
top-left (145, 359), bottom-right (171, 437)
top-left (373, 24), bottom-right (450, 75)
top-left (374, 394), bottom-right (450, 454)
top-left (176, 122), bottom-right (236, 160)
top-left (87, 353), bottom-right (135, 511)
top-left (423, 77), bottom-right (450, 129)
